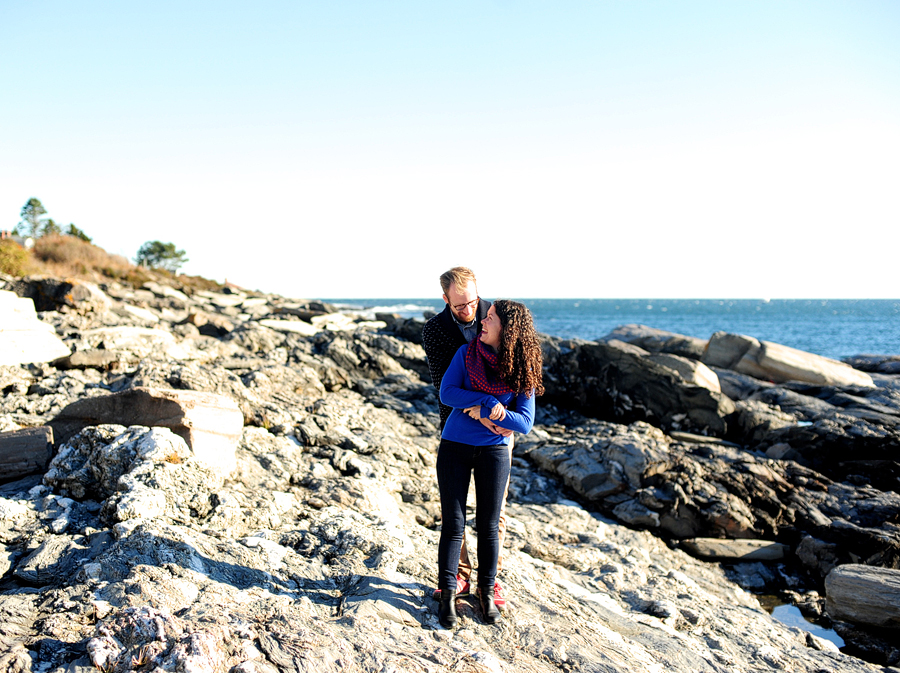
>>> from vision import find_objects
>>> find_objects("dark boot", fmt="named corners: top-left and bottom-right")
top-left (438, 590), bottom-right (457, 629)
top-left (479, 585), bottom-right (501, 624)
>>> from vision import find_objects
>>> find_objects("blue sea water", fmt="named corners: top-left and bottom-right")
top-left (326, 298), bottom-right (900, 361)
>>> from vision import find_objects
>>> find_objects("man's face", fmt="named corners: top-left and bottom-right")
top-left (443, 280), bottom-right (478, 323)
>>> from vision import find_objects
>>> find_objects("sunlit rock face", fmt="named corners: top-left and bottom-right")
top-left (0, 290), bottom-right (70, 366)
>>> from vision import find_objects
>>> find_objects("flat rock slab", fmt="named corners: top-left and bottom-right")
top-left (0, 427), bottom-right (54, 483)
top-left (50, 387), bottom-right (243, 477)
top-left (341, 576), bottom-right (424, 627)
top-left (682, 538), bottom-right (789, 561)
top-left (51, 350), bottom-right (120, 370)
top-left (114, 303), bottom-right (159, 323)
top-left (258, 319), bottom-right (318, 335)
top-left (825, 564), bottom-right (900, 628)
top-left (142, 282), bottom-right (190, 303)
top-left (78, 326), bottom-right (187, 359)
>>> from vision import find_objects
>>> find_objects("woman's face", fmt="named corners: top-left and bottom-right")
top-left (480, 305), bottom-right (502, 349)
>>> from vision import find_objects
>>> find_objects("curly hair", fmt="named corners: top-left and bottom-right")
top-left (493, 299), bottom-right (544, 397)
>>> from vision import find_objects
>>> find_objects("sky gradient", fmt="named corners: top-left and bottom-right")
top-left (2, 1), bottom-right (898, 298)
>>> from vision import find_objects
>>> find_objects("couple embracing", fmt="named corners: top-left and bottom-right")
top-left (422, 267), bottom-right (544, 629)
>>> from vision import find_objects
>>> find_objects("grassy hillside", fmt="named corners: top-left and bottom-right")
top-left (0, 234), bottom-right (223, 293)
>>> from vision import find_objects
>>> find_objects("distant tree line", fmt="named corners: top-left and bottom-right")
top-left (14, 197), bottom-right (92, 242)
top-left (9, 197), bottom-right (189, 274)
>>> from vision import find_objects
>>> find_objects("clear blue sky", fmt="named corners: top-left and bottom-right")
top-left (2, 1), bottom-right (898, 298)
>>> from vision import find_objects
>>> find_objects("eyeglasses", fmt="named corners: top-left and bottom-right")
top-left (452, 297), bottom-right (479, 312)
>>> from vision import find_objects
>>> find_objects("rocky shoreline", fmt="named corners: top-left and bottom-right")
top-left (1, 274), bottom-right (899, 672)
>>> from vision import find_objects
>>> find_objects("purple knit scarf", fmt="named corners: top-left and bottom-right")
top-left (465, 338), bottom-right (513, 395)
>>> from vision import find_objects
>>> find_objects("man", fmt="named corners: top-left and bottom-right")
top-left (422, 266), bottom-right (511, 610)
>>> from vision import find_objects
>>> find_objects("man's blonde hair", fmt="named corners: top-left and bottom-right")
top-left (439, 267), bottom-right (477, 296)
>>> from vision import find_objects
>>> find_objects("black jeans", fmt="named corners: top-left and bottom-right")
top-left (436, 438), bottom-right (511, 593)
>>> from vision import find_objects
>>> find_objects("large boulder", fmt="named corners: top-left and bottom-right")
top-left (43, 424), bottom-right (224, 525)
top-left (703, 332), bottom-right (874, 388)
top-left (49, 387), bottom-right (243, 477)
top-left (0, 290), bottom-right (71, 365)
top-left (825, 564), bottom-right (900, 629)
top-left (6, 277), bottom-right (112, 315)
top-left (542, 337), bottom-right (735, 435)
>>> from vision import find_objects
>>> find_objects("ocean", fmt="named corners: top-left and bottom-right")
top-left (326, 298), bottom-right (900, 361)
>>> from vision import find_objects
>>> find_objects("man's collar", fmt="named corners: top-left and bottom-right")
top-left (451, 311), bottom-right (476, 328)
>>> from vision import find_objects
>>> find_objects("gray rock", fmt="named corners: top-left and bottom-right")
top-left (825, 564), bottom-right (900, 628)
top-left (50, 387), bottom-right (243, 477)
top-left (142, 281), bottom-right (190, 304)
top-left (733, 398), bottom-right (797, 442)
top-left (612, 499), bottom-right (660, 527)
top-left (14, 532), bottom-right (111, 585)
top-left (51, 349), bottom-right (120, 370)
top-left (844, 354), bottom-right (900, 375)
top-left (113, 302), bottom-right (160, 324)
top-left (0, 290), bottom-right (71, 366)
top-left (600, 324), bottom-right (708, 359)
top-left (648, 353), bottom-right (721, 392)
top-left (704, 331), bottom-right (875, 388)
top-left (74, 326), bottom-right (189, 361)
top-left (797, 535), bottom-right (841, 577)
top-left (180, 310), bottom-right (235, 337)
top-left (44, 424), bottom-right (223, 527)
top-left (6, 277), bottom-right (112, 315)
top-left (521, 418), bottom-right (900, 573)
top-left (681, 538), bottom-right (789, 561)
top-left (0, 426), bottom-right (54, 482)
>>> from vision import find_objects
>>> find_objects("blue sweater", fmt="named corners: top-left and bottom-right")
top-left (439, 344), bottom-right (535, 446)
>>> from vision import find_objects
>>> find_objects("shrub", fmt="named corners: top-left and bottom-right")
top-left (0, 240), bottom-right (31, 276)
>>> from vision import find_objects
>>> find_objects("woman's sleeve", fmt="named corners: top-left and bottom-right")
top-left (439, 346), bottom-right (500, 410)
top-left (494, 390), bottom-right (535, 434)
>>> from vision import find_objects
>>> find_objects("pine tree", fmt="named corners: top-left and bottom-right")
top-left (19, 198), bottom-right (49, 238)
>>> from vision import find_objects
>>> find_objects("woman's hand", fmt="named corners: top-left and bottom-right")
top-left (479, 418), bottom-right (513, 436)
top-left (463, 405), bottom-right (481, 420)
top-left (488, 402), bottom-right (506, 421)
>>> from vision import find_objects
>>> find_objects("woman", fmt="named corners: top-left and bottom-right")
top-left (436, 299), bottom-right (544, 628)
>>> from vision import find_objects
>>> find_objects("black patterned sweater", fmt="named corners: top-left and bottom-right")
top-left (422, 298), bottom-right (492, 429)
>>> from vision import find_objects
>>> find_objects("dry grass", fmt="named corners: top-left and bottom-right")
top-left (33, 235), bottom-right (135, 280)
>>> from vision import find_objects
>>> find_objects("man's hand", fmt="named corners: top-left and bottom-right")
top-left (464, 405), bottom-right (481, 420)
top-left (479, 417), bottom-right (513, 437)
